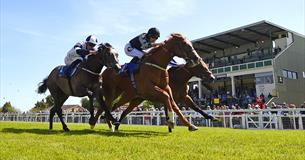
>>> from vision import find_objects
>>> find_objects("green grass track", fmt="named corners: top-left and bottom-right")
top-left (0, 122), bottom-right (304, 160)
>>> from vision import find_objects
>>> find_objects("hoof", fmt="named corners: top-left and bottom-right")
top-left (64, 128), bottom-right (70, 132)
top-left (90, 125), bottom-right (95, 129)
top-left (168, 121), bottom-right (175, 129)
top-left (207, 115), bottom-right (220, 122)
top-left (114, 125), bottom-right (120, 131)
top-left (89, 118), bottom-right (96, 126)
top-left (110, 127), bottom-right (115, 133)
top-left (212, 117), bottom-right (221, 122)
top-left (112, 121), bottom-right (120, 125)
top-left (168, 127), bottom-right (172, 133)
top-left (188, 124), bottom-right (198, 131)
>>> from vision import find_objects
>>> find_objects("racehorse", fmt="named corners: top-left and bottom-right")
top-left (37, 43), bottom-right (120, 132)
top-left (94, 59), bottom-right (218, 131)
top-left (92, 33), bottom-right (203, 132)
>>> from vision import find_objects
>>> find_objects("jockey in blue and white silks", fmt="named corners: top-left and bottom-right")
top-left (64, 35), bottom-right (98, 78)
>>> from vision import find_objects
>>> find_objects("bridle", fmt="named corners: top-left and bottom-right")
top-left (173, 39), bottom-right (201, 67)
top-left (79, 43), bottom-right (117, 76)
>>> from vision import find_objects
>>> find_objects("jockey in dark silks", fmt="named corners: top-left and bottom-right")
top-left (119, 28), bottom-right (162, 75)
top-left (64, 35), bottom-right (98, 78)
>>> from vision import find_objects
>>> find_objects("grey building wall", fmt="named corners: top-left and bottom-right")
top-left (273, 34), bottom-right (305, 106)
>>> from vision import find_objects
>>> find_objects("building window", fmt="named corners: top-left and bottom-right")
top-left (282, 69), bottom-right (298, 79)
top-left (288, 71), bottom-right (293, 79)
top-left (292, 72), bottom-right (298, 79)
top-left (282, 70), bottom-right (288, 78)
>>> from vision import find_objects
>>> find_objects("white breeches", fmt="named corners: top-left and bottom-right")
top-left (124, 43), bottom-right (145, 59)
top-left (64, 49), bottom-right (82, 65)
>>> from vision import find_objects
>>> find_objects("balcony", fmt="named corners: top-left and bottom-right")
top-left (210, 59), bottom-right (273, 74)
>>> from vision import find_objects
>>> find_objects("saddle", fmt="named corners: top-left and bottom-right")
top-left (118, 63), bottom-right (140, 76)
top-left (119, 57), bottom-right (141, 77)
top-left (58, 64), bottom-right (79, 78)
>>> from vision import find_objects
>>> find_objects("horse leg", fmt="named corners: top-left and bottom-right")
top-left (51, 93), bottom-right (69, 132)
top-left (114, 98), bottom-right (143, 131)
top-left (49, 107), bottom-right (56, 130)
top-left (91, 88), bottom-right (118, 129)
top-left (88, 96), bottom-right (96, 128)
top-left (184, 95), bottom-right (218, 121)
top-left (162, 106), bottom-right (172, 132)
top-left (165, 86), bottom-right (198, 131)
top-left (56, 108), bottom-right (70, 132)
top-left (148, 85), bottom-right (176, 130)
top-left (48, 85), bottom-right (68, 131)
top-left (91, 107), bottom-right (104, 129)
top-left (107, 92), bottom-right (134, 131)
top-left (93, 88), bottom-right (118, 124)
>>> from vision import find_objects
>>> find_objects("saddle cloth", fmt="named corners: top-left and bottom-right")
top-left (119, 62), bottom-right (139, 76)
top-left (58, 65), bottom-right (78, 78)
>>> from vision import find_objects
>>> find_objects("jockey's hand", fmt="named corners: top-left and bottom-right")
top-left (151, 43), bottom-right (162, 47)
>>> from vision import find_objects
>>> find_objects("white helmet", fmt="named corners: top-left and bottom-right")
top-left (85, 35), bottom-right (98, 45)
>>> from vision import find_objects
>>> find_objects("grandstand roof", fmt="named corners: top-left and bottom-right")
top-left (192, 20), bottom-right (292, 54)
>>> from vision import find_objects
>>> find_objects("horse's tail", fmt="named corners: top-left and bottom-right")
top-left (37, 77), bottom-right (48, 94)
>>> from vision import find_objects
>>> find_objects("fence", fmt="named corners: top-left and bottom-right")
top-left (1, 109), bottom-right (305, 130)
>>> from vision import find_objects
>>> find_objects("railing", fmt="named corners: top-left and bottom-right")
top-left (1, 109), bottom-right (304, 130)
top-left (210, 59), bottom-right (273, 75)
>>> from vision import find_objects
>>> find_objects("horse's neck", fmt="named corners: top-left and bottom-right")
top-left (174, 66), bottom-right (193, 84)
top-left (82, 57), bottom-right (103, 73)
top-left (144, 47), bottom-right (172, 68)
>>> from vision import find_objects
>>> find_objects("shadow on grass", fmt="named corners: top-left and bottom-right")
top-left (1, 127), bottom-right (169, 138)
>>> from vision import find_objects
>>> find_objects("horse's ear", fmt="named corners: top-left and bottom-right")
top-left (104, 43), bottom-right (112, 48)
top-left (170, 33), bottom-right (183, 39)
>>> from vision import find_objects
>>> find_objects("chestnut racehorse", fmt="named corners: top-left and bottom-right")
top-left (95, 60), bottom-right (218, 131)
top-left (93, 33), bottom-right (204, 132)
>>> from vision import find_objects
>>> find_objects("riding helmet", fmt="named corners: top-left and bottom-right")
top-left (85, 35), bottom-right (98, 45)
top-left (147, 27), bottom-right (160, 38)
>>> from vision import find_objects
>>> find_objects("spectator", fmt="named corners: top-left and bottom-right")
top-left (299, 101), bottom-right (305, 115)
top-left (268, 93), bottom-right (272, 99)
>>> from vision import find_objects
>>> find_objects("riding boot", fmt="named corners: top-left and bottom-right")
top-left (130, 57), bottom-right (140, 64)
top-left (129, 57), bottom-right (140, 74)
top-left (118, 57), bottom-right (140, 76)
top-left (118, 64), bottom-right (128, 76)
top-left (65, 59), bottom-right (82, 78)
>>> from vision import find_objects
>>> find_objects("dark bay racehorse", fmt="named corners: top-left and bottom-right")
top-left (92, 33), bottom-right (203, 132)
top-left (37, 43), bottom-right (120, 132)
top-left (94, 59), bottom-right (218, 131)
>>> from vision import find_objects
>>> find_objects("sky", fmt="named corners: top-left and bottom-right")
top-left (0, 0), bottom-right (304, 112)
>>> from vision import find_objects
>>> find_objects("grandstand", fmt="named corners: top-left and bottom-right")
top-left (189, 20), bottom-right (305, 107)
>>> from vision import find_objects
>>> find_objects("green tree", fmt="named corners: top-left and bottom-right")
top-left (30, 94), bottom-right (55, 113)
top-left (142, 100), bottom-right (153, 109)
top-left (45, 95), bottom-right (54, 107)
top-left (1, 102), bottom-right (16, 113)
top-left (30, 100), bottom-right (48, 113)
top-left (80, 97), bottom-right (99, 111)
top-left (81, 98), bottom-right (90, 110)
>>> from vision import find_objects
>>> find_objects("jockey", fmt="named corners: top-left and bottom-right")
top-left (64, 35), bottom-right (98, 77)
top-left (119, 27), bottom-right (161, 75)
top-left (124, 27), bottom-right (161, 64)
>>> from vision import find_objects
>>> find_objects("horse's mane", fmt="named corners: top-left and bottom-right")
top-left (168, 64), bottom-right (186, 72)
top-left (146, 33), bottom-right (185, 55)
top-left (104, 42), bottom-right (112, 48)
top-left (98, 42), bottom-right (112, 49)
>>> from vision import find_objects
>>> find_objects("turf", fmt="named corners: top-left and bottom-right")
top-left (0, 121), bottom-right (304, 160)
